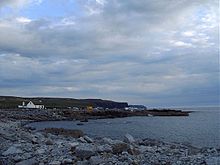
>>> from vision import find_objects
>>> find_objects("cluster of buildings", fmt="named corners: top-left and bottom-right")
top-left (18, 101), bottom-right (147, 111)
top-left (124, 105), bottom-right (147, 111)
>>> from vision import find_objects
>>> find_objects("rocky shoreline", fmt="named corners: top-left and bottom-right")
top-left (0, 108), bottom-right (219, 165)
top-left (0, 108), bottom-right (190, 122)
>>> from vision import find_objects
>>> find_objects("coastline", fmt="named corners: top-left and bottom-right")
top-left (0, 108), bottom-right (219, 165)
top-left (0, 118), bottom-right (219, 165)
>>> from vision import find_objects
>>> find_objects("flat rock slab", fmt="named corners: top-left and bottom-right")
top-left (2, 146), bottom-right (23, 156)
top-left (75, 143), bottom-right (97, 159)
top-left (15, 158), bottom-right (38, 165)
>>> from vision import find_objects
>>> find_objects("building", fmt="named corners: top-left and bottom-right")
top-left (18, 101), bottom-right (44, 109)
top-left (125, 105), bottom-right (147, 111)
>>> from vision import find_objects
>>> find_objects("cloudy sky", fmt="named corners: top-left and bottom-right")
top-left (0, 0), bottom-right (219, 107)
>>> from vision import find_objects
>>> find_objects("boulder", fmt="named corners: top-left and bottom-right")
top-left (205, 156), bottom-right (220, 165)
top-left (76, 160), bottom-right (89, 165)
top-left (15, 158), bottom-right (38, 165)
top-left (45, 138), bottom-right (53, 145)
top-left (102, 137), bottom-right (116, 145)
top-left (89, 156), bottom-right (105, 165)
top-left (36, 148), bottom-right (46, 154)
top-left (75, 143), bottom-right (97, 159)
top-left (124, 134), bottom-right (135, 144)
top-left (2, 146), bottom-right (23, 156)
top-left (128, 145), bottom-right (141, 155)
top-left (84, 135), bottom-right (94, 143)
top-left (49, 161), bottom-right (61, 165)
top-left (78, 137), bottom-right (87, 143)
top-left (69, 142), bottom-right (80, 151)
top-left (112, 142), bottom-right (129, 154)
top-left (12, 155), bottom-right (23, 162)
top-left (62, 158), bottom-right (73, 164)
top-left (31, 137), bottom-right (39, 144)
top-left (102, 137), bottom-right (129, 154)
top-left (97, 144), bottom-right (112, 153)
top-left (44, 128), bottom-right (84, 138)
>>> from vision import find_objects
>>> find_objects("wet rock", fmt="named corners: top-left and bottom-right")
top-left (2, 146), bottom-right (23, 156)
top-left (75, 143), bottom-right (97, 159)
top-left (15, 158), bottom-right (38, 165)
top-left (124, 134), bottom-right (135, 144)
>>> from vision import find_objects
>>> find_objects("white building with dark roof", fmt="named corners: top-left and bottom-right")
top-left (18, 101), bottom-right (44, 109)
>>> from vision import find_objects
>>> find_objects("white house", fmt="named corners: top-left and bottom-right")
top-left (18, 101), bottom-right (44, 109)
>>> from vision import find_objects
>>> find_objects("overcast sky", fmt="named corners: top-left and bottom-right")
top-left (0, 0), bottom-right (219, 107)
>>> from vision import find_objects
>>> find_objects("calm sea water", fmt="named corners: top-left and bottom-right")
top-left (27, 107), bottom-right (220, 148)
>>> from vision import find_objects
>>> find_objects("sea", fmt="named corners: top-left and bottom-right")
top-left (27, 106), bottom-right (220, 148)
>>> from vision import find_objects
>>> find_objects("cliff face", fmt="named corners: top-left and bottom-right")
top-left (84, 99), bottom-right (128, 109)
top-left (0, 96), bottom-right (128, 109)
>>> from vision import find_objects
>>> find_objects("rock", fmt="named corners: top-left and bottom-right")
top-left (112, 142), bottom-right (129, 154)
top-left (76, 160), bottom-right (89, 165)
top-left (45, 138), bottom-right (53, 145)
top-left (128, 145), bottom-right (141, 155)
top-left (205, 156), bottom-right (220, 165)
top-left (2, 146), bottom-right (23, 156)
top-left (12, 155), bottom-right (23, 162)
top-left (89, 156), bottom-right (105, 165)
top-left (44, 128), bottom-right (84, 138)
top-left (15, 158), bottom-right (38, 165)
top-left (75, 143), bottom-right (97, 159)
top-left (78, 137), bottom-right (87, 143)
top-left (69, 142), bottom-right (79, 150)
top-left (62, 158), bottom-right (73, 164)
top-left (36, 148), bottom-right (46, 154)
top-left (102, 137), bottom-right (116, 145)
top-left (102, 137), bottom-right (129, 154)
top-left (97, 144), bottom-right (112, 153)
top-left (20, 152), bottom-right (32, 160)
top-left (124, 134), bottom-right (135, 144)
top-left (31, 137), bottom-right (39, 144)
top-left (49, 161), bottom-right (61, 165)
top-left (84, 135), bottom-right (94, 143)
top-left (207, 148), bottom-right (218, 154)
top-left (69, 142), bottom-right (80, 151)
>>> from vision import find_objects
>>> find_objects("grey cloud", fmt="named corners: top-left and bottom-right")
top-left (0, 0), bottom-right (28, 8)
top-left (0, 0), bottom-right (218, 106)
